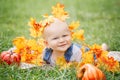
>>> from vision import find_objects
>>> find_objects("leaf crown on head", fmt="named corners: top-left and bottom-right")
top-left (28, 3), bottom-right (84, 41)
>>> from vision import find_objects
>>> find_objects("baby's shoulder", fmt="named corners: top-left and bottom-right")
top-left (72, 43), bottom-right (82, 49)
top-left (70, 43), bottom-right (82, 62)
top-left (72, 43), bottom-right (82, 53)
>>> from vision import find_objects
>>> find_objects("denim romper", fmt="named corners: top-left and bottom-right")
top-left (43, 43), bottom-right (85, 65)
top-left (42, 43), bottom-right (96, 65)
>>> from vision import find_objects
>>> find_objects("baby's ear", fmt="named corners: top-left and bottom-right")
top-left (44, 40), bottom-right (49, 47)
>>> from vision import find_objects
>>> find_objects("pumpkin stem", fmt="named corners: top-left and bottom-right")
top-left (81, 67), bottom-right (85, 74)
top-left (77, 67), bottom-right (86, 79)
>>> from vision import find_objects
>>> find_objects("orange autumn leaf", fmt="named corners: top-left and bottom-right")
top-left (72, 29), bottom-right (85, 41)
top-left (69, 21), bottom-right (80, 31)
top-left (99, 56), bottom-right (119, 72)
top-left (90, 44), bottom-right (103, 58)
top-left (42, 15), bottom-right (54, 27)
top-left (13, 37), bottom-right (26, 49)
top-left (29, 28), bottom-right (42, 38)
top-left (52, 3), bottom-right (69, 21)
top-left (28, 18), bottom-right (43, 38)
top-left (28, 18), bottom-right (42, 32)
top-left (56, 56), bottom-right (67, 66)
top-left (82, 51), bottom-right (95, 64)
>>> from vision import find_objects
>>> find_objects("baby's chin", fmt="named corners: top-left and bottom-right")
top-left (56, 45), bottom-right (71, 52)
top-left (57, 48), bottom-right (68, 52)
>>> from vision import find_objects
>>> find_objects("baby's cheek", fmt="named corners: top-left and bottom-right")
top-left (67, 36), bottom-right (72, 41)
top-left (50, 41), bottom-right (57, 46)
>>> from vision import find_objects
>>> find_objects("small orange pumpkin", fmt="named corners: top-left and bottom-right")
top-left (77, 64), bottom-right (106, 80)
top-left (0, 51), bottom-right (21, 65)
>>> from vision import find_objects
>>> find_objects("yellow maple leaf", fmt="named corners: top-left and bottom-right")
top-left (56, 56), bottom-right (67, 66)
top-left (13, 36), bottom-right (26, 49)
top-left (42, 15), bottom-right (54, 27)
top-left (29, 28), bottom-right (42, 38)
top-left (28, 18), bottom-right (43, 38)
top-left (72, 29), bottom-right (85, 41)
top-left (69, 21), bottom-right (80, 31)
top-left (82, 51), bottom-right (94, 64)
top-left (52, 3), bottom-right (69, 21)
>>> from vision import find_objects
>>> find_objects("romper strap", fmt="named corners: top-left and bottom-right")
top-left (43, 48), bottom-right (53, 64)
top-left (64, 44), bottom-right (73, 62)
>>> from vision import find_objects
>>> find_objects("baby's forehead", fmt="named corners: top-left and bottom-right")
top-left (50, 18), bottom-right (68, 27)
top-left (44, 18), bottom-right (69, 33)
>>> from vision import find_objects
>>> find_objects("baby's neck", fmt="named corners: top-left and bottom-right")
top-left (52, 50), bottom-right (65, 60)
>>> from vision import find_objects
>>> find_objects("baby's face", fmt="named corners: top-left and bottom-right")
top-left (43, 18), bottom-right (72, 52)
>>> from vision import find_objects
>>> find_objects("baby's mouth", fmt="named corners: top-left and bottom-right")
top-left (58, 44), bottom-right (67, 47)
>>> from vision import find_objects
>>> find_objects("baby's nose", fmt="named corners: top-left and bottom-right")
top-left (59, 38), bottom-right (64, 43)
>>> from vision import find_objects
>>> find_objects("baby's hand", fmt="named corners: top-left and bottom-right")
top-left (101, 43), bottom-right (109, 51)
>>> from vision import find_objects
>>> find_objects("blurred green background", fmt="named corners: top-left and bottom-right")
top-left (0, 0), bottom-right (120, 52)
top-left (0, 0), bottom-right (120, 80)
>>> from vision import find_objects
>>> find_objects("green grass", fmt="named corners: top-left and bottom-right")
top-left (0, 0), bottom-right (120, 80)
top-left (0, 64), bottom-right (76, 80)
